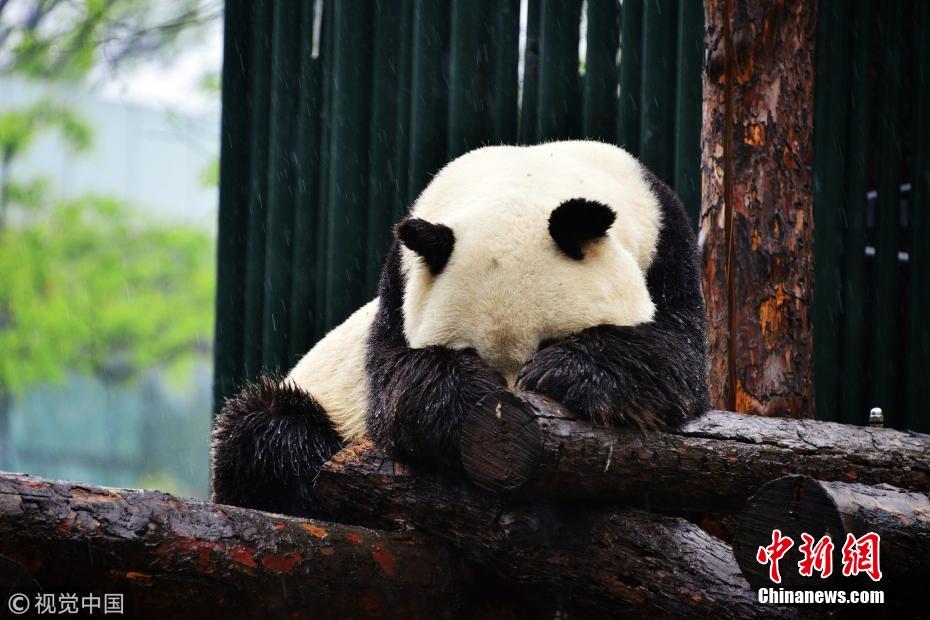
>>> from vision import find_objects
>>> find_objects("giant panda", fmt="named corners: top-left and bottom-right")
top-left (211, 140), bottom-right (708, 517)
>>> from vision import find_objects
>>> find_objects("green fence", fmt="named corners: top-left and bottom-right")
top-left (213, 0), bottom-right (703, 411)
top-left (813, 0), bottom-right (929, 432)
top-left (213, 0), bottom-right (929, 433)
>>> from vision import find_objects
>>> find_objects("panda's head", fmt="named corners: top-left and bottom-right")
top-left (396, 142), bottom-right (662, 384)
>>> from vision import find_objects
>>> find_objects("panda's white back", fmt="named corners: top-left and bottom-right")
top-left (285, 299), bottom-right (376, 441)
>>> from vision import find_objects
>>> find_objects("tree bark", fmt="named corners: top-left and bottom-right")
top-left (314, 441), bottom-right (791, 619)
top-left (701, 0), bottom-right (818, 417)
top-left (734, 475), bottom-right (930, 593)
top-left (458, 392), bottom-right (930, 512)
top-left (0, 472), bottom-right (477, 619)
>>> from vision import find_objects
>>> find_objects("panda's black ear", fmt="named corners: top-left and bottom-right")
top-left (548, 198), bottom-right (616, 260)
top-left (396, 218), bottom-right (455, 276)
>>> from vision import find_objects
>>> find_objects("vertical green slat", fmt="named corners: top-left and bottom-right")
top-left (905, 0), bottom-right (930, 432)
top-left (367, 0), bottom-right (403, 292)
top-left (672, 0), bottom-right (703, 227)
top-left (537, 0), bottom-right (583, 141)
top-left (314, 0), bottom-right (335, 341)
top-left (448, 0), bottom-right (486, 158)
top-left (262, 0), bottom-right (302, 372)
top-left (582, 0), bottom-right (620, 142)
top-left (872, 0), bottom-right (905, 424)
top-left (242, 0), bottom-right (273, 379)
top-left (519, 0), bottom-right (541, 144)
top-left (391, 0), bottom-right (415, 221)
top-left (324, 1), bottom-right (375, 329)
top-left (812, 0), bottom-right (851, 423)
top-left (407, 0), bottom-right (450, 203)
top-left (838, 0), bottom-right (872, 425)
top-left (618, 0), bottom-right (643, 155)
top-left (639, 0), bottom-right (678, 182)
top-left (213, 0), bottom-right (252, 411)
top-left (488, 0), bottom-right (520, 144)
top-left (289, 3), bottom-right (323, 364)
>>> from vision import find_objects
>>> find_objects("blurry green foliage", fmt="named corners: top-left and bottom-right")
top-left (0, 194), bottom-right (215, 394)
top-left (0, 0), bottom-right (219, 79)
top-left (198, 157), bottom-right (219, 188)
top-left (0, 1), bottom-right (219, 498)
top-left (0, 100), bottom-right (93, 219)
top-left (0, 99), bottom-right (92, 155)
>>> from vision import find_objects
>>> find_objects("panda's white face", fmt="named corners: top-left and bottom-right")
top-left (401, 141), bottom-right (662, 384)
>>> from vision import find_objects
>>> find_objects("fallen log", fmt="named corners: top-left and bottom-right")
top-left (734, 475), bottom-right (930, 593)
top-left (314, 442), bottom-right (790, 619)
top-left (459, 392), bottom-right (930, 512)
top-left (0, 472), bottom-right (478, 619)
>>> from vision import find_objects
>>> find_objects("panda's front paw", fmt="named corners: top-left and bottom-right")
top-left (515, 340), bottom-right (618, 425)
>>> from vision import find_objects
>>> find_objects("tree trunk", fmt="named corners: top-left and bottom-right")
top-left (314, 442), bottom-right (792, 619)
top-left (0, 472), bottom-right (479, 619)
top-left (458, 392), bottom-right (930, 512)
top-left (734, 475), bottom-right (930, 595)
top-left (701, 0), bottom-right (818, 417)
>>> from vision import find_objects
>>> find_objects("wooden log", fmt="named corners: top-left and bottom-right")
top-left (734, 475), bottom-right (930, 594)
top-left (459, 392), bottom-right (930, 512)
top-left (701, 0), bottom-right (818, 417)
top-left (0, 472), bottom-right (477, 619)
top-left (314, 442), bottom-right (790, 619)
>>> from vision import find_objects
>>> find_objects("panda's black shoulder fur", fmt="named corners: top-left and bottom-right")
top-left (640, 168), bottom-right (705, 321)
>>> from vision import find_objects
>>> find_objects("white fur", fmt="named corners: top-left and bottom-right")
top-left (285, 299), bottom-right (377, 441)
top-left (286, 141), bottom-right (662, 438)
top-left (402, 141), bottom-right (660, 384)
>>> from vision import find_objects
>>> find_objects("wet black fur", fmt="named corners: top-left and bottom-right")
top-left (548, 198), bottom-right (617, 260)
top-left (517, 169), bottom-right (709, 429)
top-left (365, 242), bottom-right (507, 471)
top-left (211, 377), bottom-right (344, 517)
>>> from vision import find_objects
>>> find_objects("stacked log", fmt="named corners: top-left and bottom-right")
top-left (2, 394), bottom-right (928, 616)
top-left (314, 441), bottom-right (780, 619)
top-left (0, 473), bottom-right (475, 619)
top-left (459, 392), bottom-right (930, 511)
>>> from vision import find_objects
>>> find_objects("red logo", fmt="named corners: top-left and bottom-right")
top-left (756, 529), bottom-right (794, 584)
top-left (841, 532), bottom-right (882, 582)
top-left (798, 533), bottom-right (835, 578)
top-left (755, 530), bottom-right (882, 583)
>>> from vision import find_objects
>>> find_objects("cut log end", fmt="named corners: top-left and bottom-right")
top-left (734, 475), bottom-right (846, 590)
top-left (734, 475), bottom-right (930, 593)
top-left (460, 391), bottom-right (544, 493)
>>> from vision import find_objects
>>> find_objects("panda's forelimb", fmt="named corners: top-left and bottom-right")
top-left (368, 240), bottom-right (507, 471)
top-left (365, 344), bottom-right (507, 472)
top-left (515, 312), bottom-right (708, 431)
top-left (210, 376), bottom-right (345, 517)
